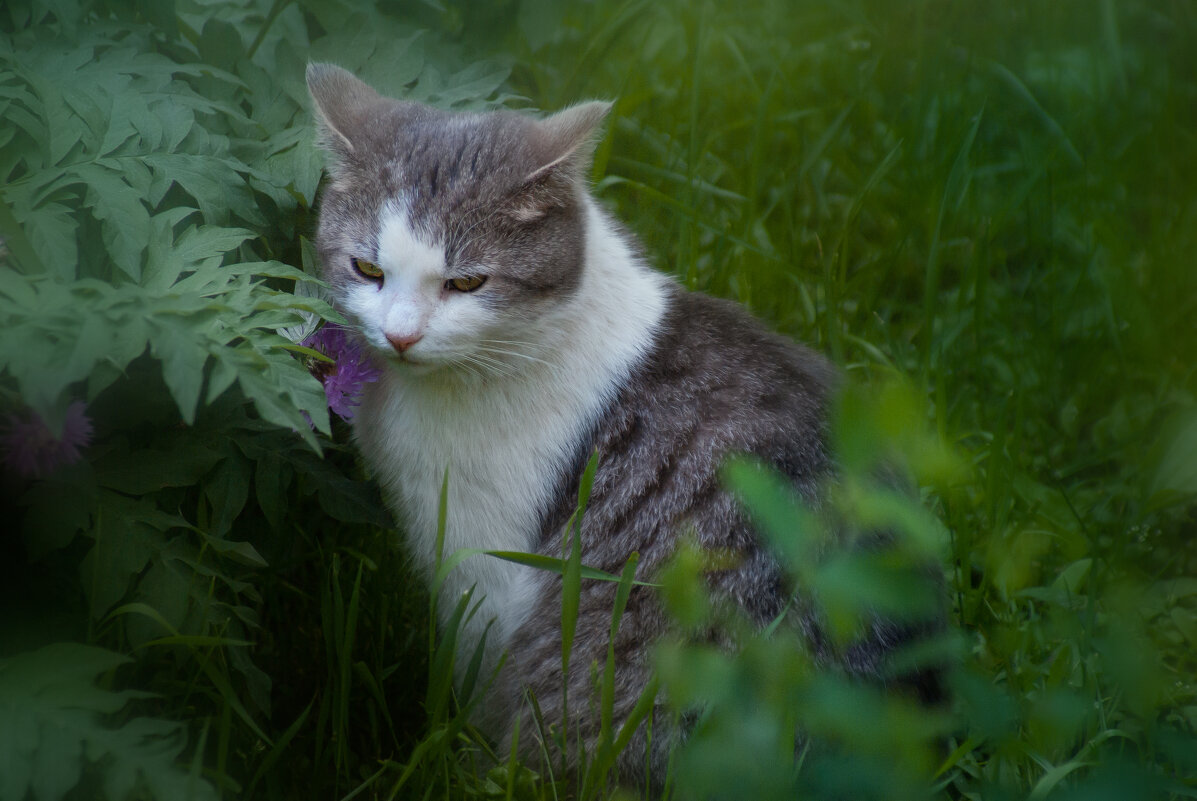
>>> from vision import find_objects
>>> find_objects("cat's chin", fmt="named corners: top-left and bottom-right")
top-left (387, 355), bottom-right (435, 374)
top-left (385, 353), bottom-right (459, 379)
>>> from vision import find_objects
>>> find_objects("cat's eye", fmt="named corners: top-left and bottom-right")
top-left (351, 257), bottom-right (383, 280)
top-left (445, 275), bottom-right (487, 292)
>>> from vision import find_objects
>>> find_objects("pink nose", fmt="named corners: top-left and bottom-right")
top-left (386, 333), bottom-right (423, 354)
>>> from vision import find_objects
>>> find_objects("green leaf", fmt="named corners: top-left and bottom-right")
top-left (0, 189), bottom-right (50, 275)
top-left (260, 126), bottom-right (324, 207)
top-left (96, 445), bottom-right (223, 495)
top-left (245, 699), bottom-right (314, 798)
top-left (13, 201), bottom-right (78, 279)
top-left (722, 456), bottom-right (821, 580)
top-left (20, 463), bottom-right (98, 560)
top-left (1052, 557), bottom-right (1093, 596)
top-left (253, 451), bottom-right (291, 529)
top-left (518, 0), bottom-right (569, 51)
top-left (73, 162), bottom-right (151, 280)
top-left (421, 62), bottom-right (511, 108)
top-left (426, 588), bottom-right (475, 725)
top-left (483, 550), bottom-right (658, 587)
top-left (145, 222), bottom-right (255, 290)
top-left (151, 319), bottom-right (211, 424)
top-left (313, 466), bottom-right (390, 526)
top-left (216, 345), bottom-right (329, 448)
top-left (97, 718), bottom-right (218, 801)
top-left (1149, 409), bottom-right (1197, 504)
top-left (0, 643), bottom-right (217, 801)
top-left (199, 532), bottom-right (269, 569)
top-left (197, 18), bottom-right (245, 68)
top-left (173, 259), bottom-right (325, 295)
top-left (80, 520), bottom-right (160, 619)
top-left (203, 455), bottom-right (252, 538)
top-left (144, 153), bottom-right (264, 227)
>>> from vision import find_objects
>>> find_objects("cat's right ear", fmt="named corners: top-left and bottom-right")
top-left (306, 62), bottom-right (383, 164)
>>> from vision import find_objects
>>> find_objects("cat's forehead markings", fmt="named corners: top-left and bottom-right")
top-left (377, 201), bottom-right (445, 280)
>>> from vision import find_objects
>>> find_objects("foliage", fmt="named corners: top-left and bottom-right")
top-left (1, 0), bottom-right (1195, 800)
top-left (1, 1), bottom-right (509, 798)
top-left (507, 2), bottom-right (1197, 798)
top-left (0, 643), bottom-right (217, 801)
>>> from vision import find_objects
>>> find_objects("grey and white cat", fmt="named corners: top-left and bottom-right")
top-left (307, 63), bottom-right (935, 785)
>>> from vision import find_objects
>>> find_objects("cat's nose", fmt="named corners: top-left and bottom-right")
top-left (386, 333), bottom-right (423, 354)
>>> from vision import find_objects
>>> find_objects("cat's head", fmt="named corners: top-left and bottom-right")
top-left (306, 62), bottom-right (610, 377)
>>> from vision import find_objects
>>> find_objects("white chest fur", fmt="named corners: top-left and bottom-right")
top-left (352, 199), bottom-right (668, 654)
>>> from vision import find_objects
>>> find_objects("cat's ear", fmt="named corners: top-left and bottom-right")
top-left (508, 101), bottom-right (611, 221)
top-left (527, 101), bottom-right (613, 185)
top-left (307, 62), bottom-right (384, 163)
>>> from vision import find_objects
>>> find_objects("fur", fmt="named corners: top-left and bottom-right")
top-left (352, 198), bottom-right (669, 664)
top-left (307, 62), bottom-right (938, 790)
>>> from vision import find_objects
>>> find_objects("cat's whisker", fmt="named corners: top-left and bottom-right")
top-left (477, 338), bottom-right (552, 354)
top-left (444, 353), bottom-right (486, 382)
top-left (475, 345), bottom-right (559, 371)
top-left (475, 341), bottom-right (551, 360)
top-left (454, 350), bottom-right (510, 380)
top-left (468, 351), bottom-right (520, 379)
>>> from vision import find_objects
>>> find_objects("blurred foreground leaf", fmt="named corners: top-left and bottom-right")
top-left (0, 643), bottom-right (217, 801)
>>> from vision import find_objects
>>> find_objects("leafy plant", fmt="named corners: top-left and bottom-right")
top-left (0, 643), bottom-right (217, 801)
top-left (1, 1), bottom-right (511, 798)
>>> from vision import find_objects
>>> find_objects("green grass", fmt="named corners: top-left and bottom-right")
top-left (1, 0), bottom-right (1196, 799)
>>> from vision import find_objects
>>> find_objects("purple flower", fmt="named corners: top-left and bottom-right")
top-left (2, 400), bottom-right (94, 478)
top-left (301, 324), bottom-right (382, 421)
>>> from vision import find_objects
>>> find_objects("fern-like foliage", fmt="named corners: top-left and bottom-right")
top-left (0, 1), bottom-right (337, 441)
top-left (0, 643), bottom-right (217, 801)
top-left (0, 1), bottom-right (511, 798)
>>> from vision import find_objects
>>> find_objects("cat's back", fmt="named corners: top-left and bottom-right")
top-left (626, 285), bottom-right (836, 468)
top-left (545, 283), bottom-right (838, 592)
top-left (514, 283), bottom-right (840, 749)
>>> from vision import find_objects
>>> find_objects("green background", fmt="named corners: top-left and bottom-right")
top-left (1, 1), bottom-right (1194, 799)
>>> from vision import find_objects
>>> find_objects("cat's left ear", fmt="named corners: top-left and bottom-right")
top-left (526, 100), bottom-right (613, 185)
top-left (507, 101), bottom-right (611, 220)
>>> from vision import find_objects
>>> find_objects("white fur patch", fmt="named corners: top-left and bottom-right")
top-left (340, 203), bottom-right (444, 354)
top-left (341, 203), bottom-right (505, 378)
top-left (352, 197), bottom-right (669, 664)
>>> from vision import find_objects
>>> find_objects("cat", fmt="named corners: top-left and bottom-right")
top-left (306, 62), bottom-right (939, 788)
